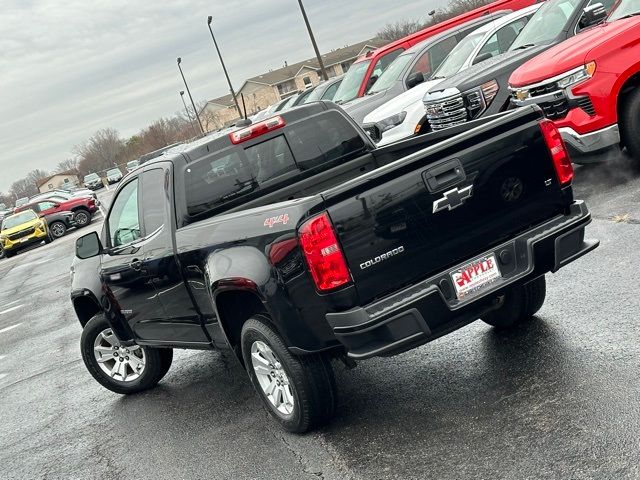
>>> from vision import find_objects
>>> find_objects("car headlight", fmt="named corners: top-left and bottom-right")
top-left (377, 111), bottom-right (407, 132)
top-left (464, 80), bottom-right (499, 119)
top-left (556, 61), bottom-right (596, 89)
top-left (38, 221), bottom-right (46, 230)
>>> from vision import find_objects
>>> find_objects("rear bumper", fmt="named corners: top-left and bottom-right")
top-left (326, 201), bottom-right (598, 360)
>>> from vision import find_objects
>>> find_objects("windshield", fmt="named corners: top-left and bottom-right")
top-left (608, 0), bottom-right (640, 20)
top-left (368, 53), bottom-right (414, 93)
top-left (107, 169), bottom-right (121, 176)
top-left (84, 173), bottom-right (99, 181)
top-left (433, 32), bottom-right (485, 78)
top-left (2, 210), bottom-right (37, 230)
top-left (332, 60), bottom-right (371, 103)
top-left (510, 0), bottom-right (581, 50)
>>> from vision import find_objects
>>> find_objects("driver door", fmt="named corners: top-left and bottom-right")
top-left (99, 177), bottom-right (165, 341)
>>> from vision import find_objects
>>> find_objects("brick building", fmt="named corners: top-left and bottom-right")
top-left (199, 38), bottom-right (384, 129)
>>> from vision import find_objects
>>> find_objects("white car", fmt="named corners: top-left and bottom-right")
top-left (363, 4), bottom-right (541, 147)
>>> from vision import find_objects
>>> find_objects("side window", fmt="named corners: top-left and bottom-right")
top-left (108, 179), bottom-right (141, 247)
top-left (477, 19), bottom-right (528, 60)
top-left (428, 36), bottom-right (459, 73)
top-left (39, 201), bottom-right (57, 210)
top-left (321, 82), bottom-right (340, 100)
top-left (371, 49), bottom-right (403, 79)
top-left (140, 169), bottom-right (167, 234)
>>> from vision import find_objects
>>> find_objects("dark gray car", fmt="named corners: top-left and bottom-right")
top-left (341, 12), bottom-right (508, 125)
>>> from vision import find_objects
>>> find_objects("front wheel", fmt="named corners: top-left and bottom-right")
top-left (481, 276), bottom-right (546, 329)
top-left (49, 221), bottom-right (67, 239)
top-left (241, 315), bottom-right (337, 433)
top-left (73, 209), bottom-right (91, 227)
top-left (620, 89), bottom-right (640, 160)
top-left (80, 315), bottom-right (172, 394)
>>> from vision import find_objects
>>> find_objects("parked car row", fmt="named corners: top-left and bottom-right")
top-left (329, 0), bottom-right (639, 168)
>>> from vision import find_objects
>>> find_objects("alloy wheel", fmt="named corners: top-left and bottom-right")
top-left (50, 223), bottom-right (66, 238)
top-left (250, 340), bottom-right (295, 415)
top-left (74, 211), bottom-right (89, 226)
top-left (93, 328), bottom-right (146, 382)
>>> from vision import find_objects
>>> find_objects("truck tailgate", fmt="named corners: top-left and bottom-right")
top-left (323, 108), bottom-right (569, 305)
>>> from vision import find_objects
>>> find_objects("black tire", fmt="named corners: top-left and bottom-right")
top-left (80, 315), bottom-right (170, 394)
top-left (482, 276), bottom-right (546, 329)
top-left (44, 234), bottom-right (52, 244)
top-left (620, 89), bottom-right (640, 160)
top-left (241, 315), bottom-right (337, 433)
top-left (73, 209), bottom-right (91, 227)
top-left (49, 221), bottom-right (67, 239)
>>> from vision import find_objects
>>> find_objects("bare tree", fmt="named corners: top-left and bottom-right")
top-left (55, 158), bottom-right (80, 174)
top-left (377, 19), bottom-right (429, 42)
top-left (74, 128), bottom-right (124, 176)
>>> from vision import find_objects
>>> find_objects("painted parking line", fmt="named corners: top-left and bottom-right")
top-left (0, 300), bottom-right (20, 308)
top-left (0, 305), bottom-right (23, 316)
top-left (0, 323), bottom-right (22, 334)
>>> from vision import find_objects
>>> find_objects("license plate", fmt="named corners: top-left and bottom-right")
top-left (20, 237), bottom-right (30, 243)
top-left (450, 254), bottom-right (501, 300)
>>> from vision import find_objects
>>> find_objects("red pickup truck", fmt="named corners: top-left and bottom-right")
top-left (331, 0), bottom-right (538, 105)
top-left (509, 0), bottom-right (640, 162)
top-left (16, 196), bottom-right (97, 227)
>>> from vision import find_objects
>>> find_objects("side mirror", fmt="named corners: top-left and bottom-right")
top-left (579, 3), bottom-right (607, 29)
top-left (76, 231), bottom-right (103, 259)
top-left (472, 52), bottom-right (493, 65)
top-left (406, 71), bottom-right (425, 89)
top-left (365, 75), bottom-right (379, 92)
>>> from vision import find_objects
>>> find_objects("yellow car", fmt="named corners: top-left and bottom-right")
top-left (0, 209), bottom-right (51, 258)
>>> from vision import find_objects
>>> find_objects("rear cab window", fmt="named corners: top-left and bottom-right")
top-left (183, 111), bottom-right (367, 219)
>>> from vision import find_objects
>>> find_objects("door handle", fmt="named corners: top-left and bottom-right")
top-left (422, 158), bottom-right (466, 192)
top-left (129, 259), bottom-right (143, 271)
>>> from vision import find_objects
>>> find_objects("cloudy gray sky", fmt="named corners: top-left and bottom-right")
top-left (0, 0), bottom-right (445, 192)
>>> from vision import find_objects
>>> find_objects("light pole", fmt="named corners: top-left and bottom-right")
top-left (177, 57), bottom-right (204, 134)
top-left (296, 0), bottom-right (328, 81)
top-left (180, 91), bottom-right (199, 136)
top-left (207, 16), bottom-right (242, 118)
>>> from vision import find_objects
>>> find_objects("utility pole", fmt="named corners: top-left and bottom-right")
top-left (207, 16), bottom-right (242, 118)
top-left (180, 91), bottom-right (199, 136)
top-left (296, 0), bottom-right (329, 81)
top-left (177, 57), bottom-right (204, 134)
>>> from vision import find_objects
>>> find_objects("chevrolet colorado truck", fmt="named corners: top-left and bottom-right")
top-left (509, 0), bottom-right (640, 162)
top-left (71, 102), bottom-right (598, 432)
top-left (421, 0), bottom-right (615, 133)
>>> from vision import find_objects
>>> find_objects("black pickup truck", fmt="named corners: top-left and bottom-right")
top-left (71, 101), bottom-right (598, 432)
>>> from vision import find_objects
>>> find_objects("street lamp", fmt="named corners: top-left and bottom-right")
top-left (180, 90), bottom-right (199, 136)
top-left (207, 16), bottom-right (242, 118)
top-left (296, 0), bottom-right (329, 81)
top-left (177, 57), bottom-right (204, 134)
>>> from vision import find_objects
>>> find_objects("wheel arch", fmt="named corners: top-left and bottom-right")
top-left (72, 294), bottom-right (103, 328)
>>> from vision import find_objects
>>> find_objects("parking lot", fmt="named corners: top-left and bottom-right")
top-left (0, 154), bottom-right (638, 480)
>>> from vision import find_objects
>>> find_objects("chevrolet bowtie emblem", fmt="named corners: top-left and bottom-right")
top-left (432, 185), bottom-right (473, 213)
top-left (515, 90), bottom-right (530, 101)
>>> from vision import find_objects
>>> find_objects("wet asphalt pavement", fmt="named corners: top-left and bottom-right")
top-left (1, 158), bottom-right (639, 480)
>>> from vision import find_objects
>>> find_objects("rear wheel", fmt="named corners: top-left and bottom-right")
top-left (73, 209), bottom-right (91, 227)
top-left (620, 89), bottom-right (640, 160)
top-left (241, 315), bottom-right (337, 433)
top-left (80, 315), bottom-right (171, 394)
top-left (482, 276), bottom-right (546, 329)
top-left (49, 221), bottom-right (67, 239)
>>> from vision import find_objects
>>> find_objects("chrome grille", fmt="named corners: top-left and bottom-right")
top-left (424, 94), bottom-right (468, 131)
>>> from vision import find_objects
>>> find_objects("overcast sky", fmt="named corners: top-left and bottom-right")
top-left (0, 0), bottom-right (446, 192)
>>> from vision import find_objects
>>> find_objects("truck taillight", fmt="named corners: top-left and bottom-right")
top-left (298, 212), bottom-right (351, 292)
top-left (229, 116), bottom-right (286, 144)
top-left (539, 119), bottom-right (573, 186)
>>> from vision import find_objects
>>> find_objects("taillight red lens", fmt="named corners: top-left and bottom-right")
top-left (229, 116), bottom-right (286, 144)
top-left (298, 212), bottom-right (351, 292)
top-left (539, 119), bottom-right (573, 185)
